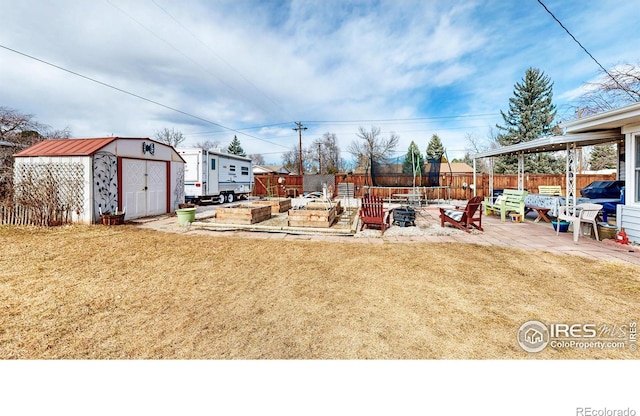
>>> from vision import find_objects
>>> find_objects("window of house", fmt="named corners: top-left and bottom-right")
top-left (636, 134), bottom-right (640, 202)
top-left (241, 166), bottom-right (249, 175)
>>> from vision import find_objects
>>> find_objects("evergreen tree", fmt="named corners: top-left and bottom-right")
top-left (425, 134), bottom-right (445, 160)
top-left (227, 135), bottom-right (246, 157)
top-left (402, 141), bottom-right (424, 178)
top-left (589, 144), bottom-right (617, 170)
top-left (495, 67), bottom-right (563, 173)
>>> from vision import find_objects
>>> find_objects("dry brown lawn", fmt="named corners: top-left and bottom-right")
top-left (1, 224), bottom-right (638, 359)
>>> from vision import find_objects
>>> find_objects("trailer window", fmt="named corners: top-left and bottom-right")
top-left (211, 159), bottom-right (216, 170)
top-left (241, 166), bottom-right (249, 175)
top-left (230, 165), bottom-right (236, 172)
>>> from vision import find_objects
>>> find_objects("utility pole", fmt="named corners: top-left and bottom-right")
top-left (293, 122), bottom-right (307, 175)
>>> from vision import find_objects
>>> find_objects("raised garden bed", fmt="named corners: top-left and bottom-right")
top-left (251, 198), bottom-right (292, 213)
top-left (288, 206), bottom-right (336, 228)
top-left (216, 204), bottom-right (271, 224)
top-left (305, 200), bottom-right (342, 215)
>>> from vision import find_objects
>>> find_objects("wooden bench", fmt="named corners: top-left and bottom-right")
top-left (484, 189), bottom-right (528, 222)
top-left (538, 185), bottom-right (562, 196)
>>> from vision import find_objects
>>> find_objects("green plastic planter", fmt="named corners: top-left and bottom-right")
top-left (176, 207), bottom-right (196, 225)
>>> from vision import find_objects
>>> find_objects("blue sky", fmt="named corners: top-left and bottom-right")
top-left (1, 0), bottom-right (639, 164)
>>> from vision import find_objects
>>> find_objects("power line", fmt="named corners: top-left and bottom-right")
top-left (105, 0), bottom-right (278, 117)
top-left (184, 121), bottom-right (294, 137)
top-left (151, 0), bottom-right (286, 116)
top-left (536, 0), bottom-right (637, 102)
top-left (303, 113), bottom-right (499, 125)
top-left (0, 43), bottom-right (289, 149)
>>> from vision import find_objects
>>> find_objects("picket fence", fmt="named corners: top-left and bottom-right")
top-left (0, 204), bottom-right (73, 226)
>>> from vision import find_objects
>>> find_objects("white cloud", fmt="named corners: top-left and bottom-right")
top-left (2, 0), bottom-right (640, 162)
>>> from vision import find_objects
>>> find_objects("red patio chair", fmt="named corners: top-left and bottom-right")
top-left (359, 195), bottom-right (392, 234)
top-left (439, 196), bottom-right (484, 232)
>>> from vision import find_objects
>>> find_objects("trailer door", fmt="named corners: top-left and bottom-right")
top-left (182, 152), bottom-right (202, 198)
top-left (207, 153), bottom-right (220, 195)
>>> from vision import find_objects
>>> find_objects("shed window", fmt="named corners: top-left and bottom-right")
top-left (241, 166), bottom-right (249, 175)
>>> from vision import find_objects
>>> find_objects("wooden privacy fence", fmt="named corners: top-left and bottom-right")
top-left (253, 175), bottom-right (304, 198)
top-left (253, 173), bottom-right (617, 200)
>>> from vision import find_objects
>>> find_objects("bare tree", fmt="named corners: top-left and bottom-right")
top-left (248, 154), bottom-right (265, 165)
top-left (44, 127), bottom-right (71, 140)
top-left (1, 106), bottom-right (71, 202)
top-left (347, 126), bottom-right (399, 170)
top-left (464, 132), bottom-right (491, 173)
top-left (0, 106), bottom-right (57, 145)
top-left (282, 144), bottom-right (315, 174)
top-left (154, 128), bottom-right (185, 147)
top-left (577, 63), bottom-right (640, 116)
top-left (311, 132), bottom-right (343, 174)
top-left (194, 139), bottom-right (220, 151)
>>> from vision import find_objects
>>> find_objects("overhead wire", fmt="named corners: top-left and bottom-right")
top-left (151, 0), bottom-right (287, 117)
top-left (536, 0), bottom-right (637, 102)
top-left (302, 113), bottom-right (499, 125)
top-left (105, 0), bottom-right (281, 118)
top-left (0, 43), bottom-right (290, 149)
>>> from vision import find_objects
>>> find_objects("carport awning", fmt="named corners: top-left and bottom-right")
top-left (471, 129), bottom-right (624, 159)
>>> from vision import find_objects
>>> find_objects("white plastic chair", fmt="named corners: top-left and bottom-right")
top-left (556, 203), bottom-right (603, 242)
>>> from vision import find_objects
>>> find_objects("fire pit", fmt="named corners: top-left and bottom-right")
top-left (392, 206), bottom-right (416, 227)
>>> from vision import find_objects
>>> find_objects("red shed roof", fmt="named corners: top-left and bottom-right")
top-left (14, 137), bottom-right (148, 157)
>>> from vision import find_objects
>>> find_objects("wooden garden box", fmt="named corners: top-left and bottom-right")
top-left (216, 204), bottom-right (271, 224)
top-left (288, 206), bottom-right (336, 228)
top-left (305, 200), bottom-right (342, 215)
top-left (251, 198), bottom-right (292, 213)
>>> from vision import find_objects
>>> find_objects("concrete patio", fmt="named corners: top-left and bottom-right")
top-left (136, 202), bottom-right (640, 267)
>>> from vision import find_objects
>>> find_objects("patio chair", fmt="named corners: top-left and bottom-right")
top-left (359, 194), bottom-right (391, 234)
top-left (439, 196), bottom-right (484, 232)
top-left (556, 203), bottom-right (603, 242)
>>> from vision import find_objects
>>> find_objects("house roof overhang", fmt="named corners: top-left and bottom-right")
top-left (562, 102), bottom-right (640, 133)
top-left (471, 130), bottom-right (624, 159)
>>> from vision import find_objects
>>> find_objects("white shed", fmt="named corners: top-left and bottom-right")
top-left (13, 137), bottom-right (185, 223)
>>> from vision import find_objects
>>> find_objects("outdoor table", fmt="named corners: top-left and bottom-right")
top-left (526, 206), bottom-right (552, 223)
top-left (392, 193), bottom-right (423, 206)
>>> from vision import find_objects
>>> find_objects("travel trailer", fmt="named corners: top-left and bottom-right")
top-left (176, 147), bottom-right (253, 204)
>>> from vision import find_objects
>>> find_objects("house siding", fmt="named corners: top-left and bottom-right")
top-left (619, 205), bottom-right (640, 244)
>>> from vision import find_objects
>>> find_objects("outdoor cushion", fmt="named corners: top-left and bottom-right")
top-left (444, 209), bottom-right (463, 222)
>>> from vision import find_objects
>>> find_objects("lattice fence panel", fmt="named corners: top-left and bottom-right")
top-left (13, 162), bottom-right (85, 225)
